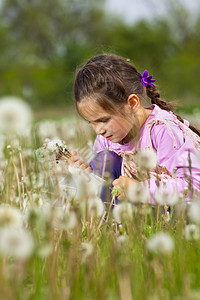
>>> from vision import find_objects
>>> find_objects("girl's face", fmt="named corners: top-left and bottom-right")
top-left (77, 98), bottom-right (140, 144)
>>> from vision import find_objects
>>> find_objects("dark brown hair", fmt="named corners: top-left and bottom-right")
top-left (74, 54), bottom-right (200, 136)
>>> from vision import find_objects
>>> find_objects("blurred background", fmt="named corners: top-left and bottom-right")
top-left (0, 0), bottom-right (200, 119)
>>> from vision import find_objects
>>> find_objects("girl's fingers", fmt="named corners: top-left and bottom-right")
top-left (112, 178), bottom-right (120, 186)
top-left (66, 149), bottom-right (91, 171)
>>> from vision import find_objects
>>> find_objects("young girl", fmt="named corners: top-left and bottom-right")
top-left (70, 54), bottom-right (200, 203)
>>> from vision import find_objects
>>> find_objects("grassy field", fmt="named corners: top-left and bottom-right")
top-left (0, 100), bottom-right (200, 300)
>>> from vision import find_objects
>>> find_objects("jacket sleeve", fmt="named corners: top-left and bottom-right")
top-left (145, 121), bottom-right (200, 200)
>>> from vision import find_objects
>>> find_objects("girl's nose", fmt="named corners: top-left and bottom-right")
top-left (93, 124), bottom-right (106, 135)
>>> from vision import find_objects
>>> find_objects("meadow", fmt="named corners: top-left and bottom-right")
top-left (0, 96), bottom-right (200, 300)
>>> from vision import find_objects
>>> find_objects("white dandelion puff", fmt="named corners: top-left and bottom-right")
top-left (116, 235), bottom-right (129, 248)
top-left (0, 205), bottom-right (23, 228)
top-left (0, 227), bottom-right (34, 259)
top-left (184, 224), bottom-right (200, 241)
top-left (75, 172), bottom-right (104, 199)
top-left (38, 120), bottom-right (58, 139)
top-left (112, 202), bottom-right (136, 223)
top-left (0, 96), bottom-right (32, 134)
top-left (45, 138), bottom-right (65, 153)
top-left (134, 148), bottom-right (158, 170)
top-left (52, 207), bottom-right (77, 230)
top-left (154, 186), bottom-right (179, 206)
top-left (127, 183), bottom-right (149, 203)
top-left (188, 201), bottom-right (200, 225)
top-left (146, 232), bottom-right (174, 255)
top-left (37, 243), bottom-right (53, 258)
top-left (81, 242), bottom-right (93, 263)
top-left (87, 197), bottom-right (104, 218)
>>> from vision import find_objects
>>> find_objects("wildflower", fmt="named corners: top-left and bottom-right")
top-left (0, 227), bottom-right (34, 259)
top-left (146, 232), bottom-right (174, 255)
top-left (37, 243), bottom-right (53, 258)
top-left (53, 207), bottom-right (77, 230)
top-left (134, 148), bottom-right (157, 170)
top-left (154, 186), bottom-right (179, 206)
top-left (116, 235), bottom-right (129, 248)
top-left (188, 201), bottom-right (200, 225)
top-left (0, 96), bottom-right (32, 133)
top-left (87, 197), bottom-right (104, 218)
top-left (38, 120), bottom-right (58, 139)
top-left (184, 224), bottom-right (200, 241)
top-left (74, 171), bottom-right (104, 199)
top-left (127, 182), bottom-right (149, 203)
top-left (45, 138), bottom-right (65, 153)
top-left (0, 205), bottom-right (23, 228)
top-left (112, 202), bottom-right (136, 223)
top-left (81, 242), bottom-right (93, 262)
top-left (34, 147), bottom-right (47, 164)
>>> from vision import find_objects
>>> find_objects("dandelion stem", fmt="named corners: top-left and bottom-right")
top-left (11, 156), bottom-right (22, 210)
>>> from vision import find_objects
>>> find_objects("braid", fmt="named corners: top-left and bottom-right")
top-left (146, 85), bottom-right (200, 137)
top-left (146, 85), bottom-right (174, 111)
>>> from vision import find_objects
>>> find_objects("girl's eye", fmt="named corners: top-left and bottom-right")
top-left (101, 118), bottom-right (110, 123)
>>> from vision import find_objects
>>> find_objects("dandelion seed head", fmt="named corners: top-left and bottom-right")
top-left (0, 227), bottom-right (34, 259)
top-left (0, 96), bottom-right (32, 134)
top-left (0, 205), bottom-right (23, 228)
top-left (184, 224), bottom-right (200, 241)
top-left (37, 243), bottom-right (53, 258)
top-left (146, 232), bottom-right (174, 255)
top-left (127, 183), bottom-right (149, 203)
top-left (116, 235), bottom-right (128, 248)
top-left (112, 202), bottom-right (136, 223)
top-left (53, 207), bottom-right (77, 230)
top-left (81, 242), bottom-right (93, 262)
top-left (87, 197), bottom-right (104, 218)
top-left (45, 138), bottom-right (65, 153)
top-left (188, 201), bottom-right (200, 224)
top-left (38, 120), bottom-right (58, 139)
top-left (155, 186), bottom-right (179, 206)
top-left (135, 148), bottom-right (157, 170)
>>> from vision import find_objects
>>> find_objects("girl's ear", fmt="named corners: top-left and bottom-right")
top-left (127, 94), bottom-right (140, 112)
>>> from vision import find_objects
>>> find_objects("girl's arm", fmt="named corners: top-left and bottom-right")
top-left (148, 122), bottom-right (200, 198)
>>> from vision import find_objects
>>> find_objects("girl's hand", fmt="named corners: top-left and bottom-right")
top-left (112, 176), bottom-right (136, 200)
top-left (67, 150), bottom-right (92, 172)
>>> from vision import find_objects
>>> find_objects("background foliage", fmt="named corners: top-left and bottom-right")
top-left (0, 0), bottom-right (200, 113)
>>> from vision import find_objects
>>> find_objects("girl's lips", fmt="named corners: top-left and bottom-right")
top-left (106, 135), bottom-right (113, 140)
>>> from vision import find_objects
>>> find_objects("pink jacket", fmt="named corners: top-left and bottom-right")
top-left (93, 104), bottom-right (200, 200)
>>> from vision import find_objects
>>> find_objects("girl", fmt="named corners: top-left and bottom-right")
top-left (70, 54), bottom-right (200, 202)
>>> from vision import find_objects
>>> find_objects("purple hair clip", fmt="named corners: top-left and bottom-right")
top-left (138, 70), bottom-right (156, 87)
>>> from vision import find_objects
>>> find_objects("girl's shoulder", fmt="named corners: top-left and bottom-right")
top-left (143, 105), bottom-right (200, 150)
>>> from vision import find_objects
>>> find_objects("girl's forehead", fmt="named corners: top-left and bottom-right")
top-left (77, 98), bottom-right (112, 120)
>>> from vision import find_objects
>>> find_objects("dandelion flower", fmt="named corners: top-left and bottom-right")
top-left (45, 138), bottom-right (65, 153)
top-left (53, 207), bottom-right (77, 230)
top-left (112, 202), bottom-right (136, 223)
top-left (0, 227), bottom-right (34, 259)
top-left (0, 96), bottom-right (32, 133)
top-left (37, 243), bottom-right (53, 258)
top-left (87, 197), bottom-right (104, 218)
top-left (134, 148), bottom-right (157, 170)
top-left (75, 172), bottom-right (104, 199)
top-left (127, 183), bottom-right (149, 203)
top-left (0, 205), bottom-right (23, 228)
top-left (38, 120), bottom-right (58, 139)
top-left (154, 186), bottom-right (179, 206)
top-left (81, 242), bottom-right (93, 262)
top-left (184, 224), bottom-right (200, 241)
top-left (116, 235), bottom-right (129, 248)
top-left (188, 201), bottom-right (200, 225)
top-left (146, 232), bottom-right (174, 255)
